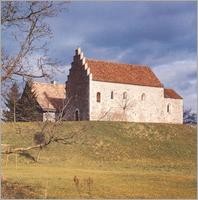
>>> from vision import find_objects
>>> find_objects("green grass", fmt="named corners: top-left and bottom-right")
top-left (1, 121), bottom-right (197, 198)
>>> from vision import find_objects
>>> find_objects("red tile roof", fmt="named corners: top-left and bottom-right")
top-left (32, 82), bottom-right (66, 111)
top-left (86, 59), bottom-right (163, 87)
top-left (164, 88), bottom-right (183, 99)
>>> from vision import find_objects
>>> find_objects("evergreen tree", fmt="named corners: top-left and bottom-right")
top-left (17, 80), bottom-right (42, 121)
top-left (183, 108), bottom-right (197, 124)
top-left (3, 82), bottom-right (21, 122)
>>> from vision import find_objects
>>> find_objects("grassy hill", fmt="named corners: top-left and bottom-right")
top-left (2, 121), bottom-right (197, 198)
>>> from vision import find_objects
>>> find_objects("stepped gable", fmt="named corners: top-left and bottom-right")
top-left (32, 81), bottom-right (66, 111)
top-left (74, 48), bottom-right (183, 100)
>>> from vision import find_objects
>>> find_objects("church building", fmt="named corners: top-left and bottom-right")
top-left (64, 48), bottom-right (183, 124)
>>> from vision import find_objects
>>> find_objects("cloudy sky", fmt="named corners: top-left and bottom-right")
top-left (3, 1), bottom-right (197, 111)
top-left (45, 1), bottom-right (197, 111)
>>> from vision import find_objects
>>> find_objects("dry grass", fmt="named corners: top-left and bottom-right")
top-left (1, 121), bottom-right (197, 198)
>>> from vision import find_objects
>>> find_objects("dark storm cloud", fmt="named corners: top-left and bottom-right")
top-left (45, 1), bottom-right (196, 111)
top-left (46, 1), bottom-right (196, 66)
top-left (3, 1), bottom-right (196, 110)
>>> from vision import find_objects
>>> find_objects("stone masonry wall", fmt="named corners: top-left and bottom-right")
top-left (43, 112), bottom-right (55, 122)
top-left (163, 98), bottom-right (183, 124)
top-left (89, 80), bottom-right (183, 124)
top-left (64, 49), bottom-right (90, 120)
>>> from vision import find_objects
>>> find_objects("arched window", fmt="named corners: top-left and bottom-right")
top-left (75, 109), bottom-right (80, 121)
top-left (123, 92), bottom-right (127, 99)
top-left (167, 104), bottom-right (171, 113)
top-left (96, 92), bottom-right (101, 102)
top-left (141, 93), bottom-right (146, 101)
top-left (111, 91), bottom-right (114, 99)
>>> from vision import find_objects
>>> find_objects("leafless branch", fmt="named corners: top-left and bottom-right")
top-left (2, 144), bottom-right (47, 155)
top-left (2, 95), bottom-right (85, 162)
top-left (1, 1), bottom-right (68, 83)
top-left (1, 131), bottom-right (75, 155)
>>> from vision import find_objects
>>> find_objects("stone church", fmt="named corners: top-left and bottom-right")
top-left (64, 48), bottom-right (183, 124)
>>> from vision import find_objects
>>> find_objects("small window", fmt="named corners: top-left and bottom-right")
top-left (141, 93), bottom-right (146, 101)
top-left (167, 104), bottom-right (171, 113)
top-left (96, 92), bottom-right (101, 102)
top-left (123, 92), bottom-right (127, 99)
top-left (75, 109), bottom-right (80, 121)
top-left (111, 91), bottom-right (114, 99)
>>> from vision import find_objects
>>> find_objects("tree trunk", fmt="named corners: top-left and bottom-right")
top-left (13, 100), bottom-right (16, 123)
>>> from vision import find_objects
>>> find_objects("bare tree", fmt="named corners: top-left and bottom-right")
top-left (1, 97), bottom-right (85, 162)
top-left (1, 1), bottom-right (67, 83)
top-left (115, 97), bottom-right (137, 121)
top-left (2, 122), bottom-right (76, 154)
top-left (2, 120), bottom-right (85, 162)
top-left (98, 97), bottom-right (136, 121)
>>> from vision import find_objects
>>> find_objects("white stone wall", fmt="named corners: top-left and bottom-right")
top-left (163, 98), bottom-right (183, 124)
top-left (43, 112), bottom-right (55, 122)
top-left (89, 80), bottom-right (183, 124)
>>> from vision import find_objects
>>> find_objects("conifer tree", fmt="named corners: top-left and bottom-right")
top-left (183, 109), bottom-right (197, 124)
top-left (3, 82), bottom-right (21, 122)
top-left (17, 80), bottom-right (42, 121)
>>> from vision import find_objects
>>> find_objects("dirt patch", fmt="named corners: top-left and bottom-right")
top-left (1, 179), bottom-right (41, 199)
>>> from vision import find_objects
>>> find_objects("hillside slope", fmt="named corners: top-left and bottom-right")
top-left (2, 122), bottom-right (197, 198)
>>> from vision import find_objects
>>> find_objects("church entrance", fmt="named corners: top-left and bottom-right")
top-left (75, 109), bottom-right (80, 121)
